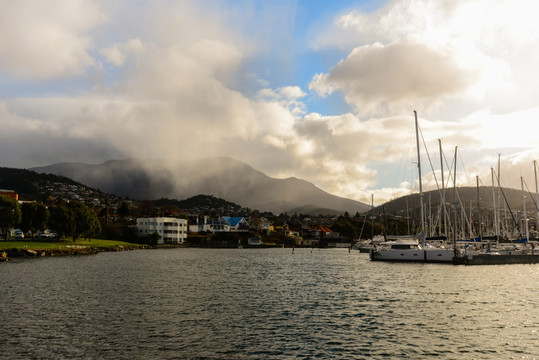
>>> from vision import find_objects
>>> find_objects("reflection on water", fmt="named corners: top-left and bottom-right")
top-left (2, 248), bottom-right (538, 359)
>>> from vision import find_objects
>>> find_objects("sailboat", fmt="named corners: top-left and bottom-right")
top-left (369, 111), bottom-right (456, 263)
top-left (452, 163), bottom-right (539, 265)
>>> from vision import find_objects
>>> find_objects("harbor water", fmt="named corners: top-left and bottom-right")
top-left (1, 248), bottom-right (538, 359)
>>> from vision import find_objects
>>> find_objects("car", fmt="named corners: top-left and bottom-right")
top-left (39, 231), bottom-right (57, 238)
top-left (15, 231), bottom-right (24, 239)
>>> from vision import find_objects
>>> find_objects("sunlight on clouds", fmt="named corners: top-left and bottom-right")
top-left (463, 108), bottom-right (539, 150)
top-left (100, 38), bottom-right (145, 67)
top-left (4, 0), bottom-right (539, 207)
top-left (0, 0), bottom-right (104, 79)
top-left (309, 40), bottom-right (477, 116)
top-left (100, 45), bottom-right (126, 66)
top-left (257, 86), bottom-right (307, 118)
top-left (279, 86), bottom-right (306, 99)
top-left (316, 0), bottom-right (539, 117)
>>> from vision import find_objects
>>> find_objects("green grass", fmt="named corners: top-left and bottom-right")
top-left (0, 238), bottom-right (139, 251)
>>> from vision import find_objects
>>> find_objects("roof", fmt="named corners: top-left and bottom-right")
top-left (221, 216), bottom-right (245, 227)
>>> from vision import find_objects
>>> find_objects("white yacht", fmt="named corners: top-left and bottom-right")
top-left (369, 235), bottom-right (455, 263)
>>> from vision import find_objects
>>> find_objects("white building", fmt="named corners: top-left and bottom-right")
top-left (136, 217), bottom-right (188, 244)
top-left (189, 216), bottom-right (231, 233)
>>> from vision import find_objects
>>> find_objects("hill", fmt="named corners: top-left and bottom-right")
top-left (154, 195), bottom-right (248, 215)
top-left (372, 186), bottom-right (534, 216)
top-left (31, 157), bottom-right (370, 215)
top-left (0, 167), bottom-right (120, 205)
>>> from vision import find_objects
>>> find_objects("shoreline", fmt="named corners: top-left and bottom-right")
top-left (1, 243), bottom-right (150, 261)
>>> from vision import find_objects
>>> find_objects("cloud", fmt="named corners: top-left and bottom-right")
top-left (0, 0), bottom-right (104, 79)
top-left (100, 38), bottom-right (146, 68)
top-left (100, 46), bottom-right (126, 66)
top-left (4, 0), bottom-right (539, 208)
top-left (309, 40), bottom-right (478, 116)
top-left (257, 86), bottom-right (307, 117)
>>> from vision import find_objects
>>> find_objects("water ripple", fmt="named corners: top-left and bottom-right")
top-left (2, 248), bottom-right (539, 359)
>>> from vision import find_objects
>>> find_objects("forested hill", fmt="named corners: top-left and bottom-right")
top-left (373, 186), bottom-right (535, 216)
top-left (0, 167), bottom-right (118, 204)
top-left (0, 167), bottom-right (79, 199)
top-left (154, 195), bottom-right (249, 215)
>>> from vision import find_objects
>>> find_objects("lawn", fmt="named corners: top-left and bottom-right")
top-left (0, 238), bottom-right (140, 251)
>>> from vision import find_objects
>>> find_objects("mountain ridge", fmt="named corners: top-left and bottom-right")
top-left (31, 157), bottom-right (370, 215)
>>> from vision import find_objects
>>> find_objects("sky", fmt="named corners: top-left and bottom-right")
top-left (2, 0), bottom-right (539, 206)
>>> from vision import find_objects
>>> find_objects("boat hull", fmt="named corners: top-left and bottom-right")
top-left (369, 248), bottom-right (454, 263)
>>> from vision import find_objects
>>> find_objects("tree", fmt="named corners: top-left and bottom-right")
top-left (249, 209), bottom-right (261, 231)
top-left (117, 202), bottom-right (131, 219)
top-left (84, 210), bottom-right (101, 240)
top-left (48, 205), bottom-right (73, 239)
top-left (0, 196), bottom-right (21, 240)
top-left (20, 202), bottom-right (35, 235)
top-left (21, 202), bottom-right (50, 237)
top-left (67, 201), bottom-right (94, 241)
top-left (331, 215), bottom-right (360, 239)
top-left (137, 200), bottom-right (157, 217)
top-left (34, 203), bottom-right (50, 235)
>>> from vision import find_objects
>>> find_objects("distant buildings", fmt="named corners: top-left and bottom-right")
top-left (0, 189), bottom-right (18, 201)
top-left (136, 217), bottom-right (188, 244)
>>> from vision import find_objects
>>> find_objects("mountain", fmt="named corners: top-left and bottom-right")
top-left (31, 157), bottom-right (370, 215)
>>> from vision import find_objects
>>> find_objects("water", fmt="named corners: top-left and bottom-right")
top-left (1, 248), bottom-right (538, 359)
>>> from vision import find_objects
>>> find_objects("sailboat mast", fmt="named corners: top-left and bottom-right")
top-left (371, 194), bottom-right (374, 239)
top-left (439, 139), bottom-right (446, 237)
top-left (534, 160), bottom-right (539, 229)
top-left (414, 111), bottom-right (425, 242)
top-left (491, 168), bottom-right (498, 242)
top-left (498, 154), bottom-right (505, 242)
top-left (406, 196), bottom-right (410, 235)
top-left (453, 146), bottom-right (458, 241)
top-left (476, 175), bottom-right (482, 240)
top-left (521, 176), bottom-right (529, 241)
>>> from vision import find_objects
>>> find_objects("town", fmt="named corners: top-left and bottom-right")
top-left (0, 179), bottom-right (377, 251)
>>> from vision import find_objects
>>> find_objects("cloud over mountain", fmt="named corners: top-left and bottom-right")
top-left (2, 0), bottom-right (539, 207)
top-left (31, 157), bottom-right (370, 215)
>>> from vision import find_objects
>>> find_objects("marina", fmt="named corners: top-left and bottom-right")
top-left (367, 111), bottom-right (539, 265)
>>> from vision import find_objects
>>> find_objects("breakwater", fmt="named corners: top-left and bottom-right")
top-left (1, 244), bottom-right (147, 261)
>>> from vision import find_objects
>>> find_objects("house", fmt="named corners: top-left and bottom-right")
top-left (136, 217), bottom-right (188, 244)
top-left (258, 217), bottom-right (273, 234)
top-left (219, 216), bottom-right (248, 231)
top-left (189, 215), bottom-right (231, 233)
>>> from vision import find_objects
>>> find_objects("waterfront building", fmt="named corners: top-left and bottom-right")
top-left (136, 217), bottom-right (188, 244)
top-left (188, 215), bottom-right (232, 233)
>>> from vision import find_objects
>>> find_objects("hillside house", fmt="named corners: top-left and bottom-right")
top-left (220, 216), bottom-right (248, 231)
top-left (258, 217), bottom-right (273, 234)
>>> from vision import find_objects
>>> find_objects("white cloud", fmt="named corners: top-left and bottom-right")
top-left (279, 86), bottom-right (306, 100)
top-left (257, 86), bottom-right (307, 118)
top-left (0, 0), bottom-right (104, 79)
top-left (309, 40), bottom-right (478, 116)
top-left (100, 45), bottom-right (126, 66)
top-left (4, 0), bottom-right (539, 208)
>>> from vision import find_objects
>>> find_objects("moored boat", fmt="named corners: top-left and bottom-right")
top-left (369, 235), bottom-right (455, 263)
